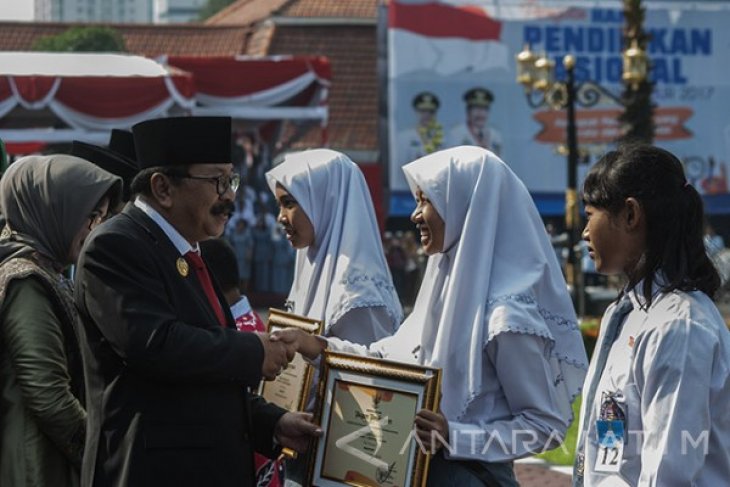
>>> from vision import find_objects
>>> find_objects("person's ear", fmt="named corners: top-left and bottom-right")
top-left (623, 197), bottom-right (644, 232)
top-left (150, 173), bottom-right (175, 209)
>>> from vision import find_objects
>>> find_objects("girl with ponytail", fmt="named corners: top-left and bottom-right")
top-left (574, 145), bottom-right (730, 486)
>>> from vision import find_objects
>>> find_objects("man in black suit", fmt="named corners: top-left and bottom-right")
top-left (74, 116), bottom-right (319, 487)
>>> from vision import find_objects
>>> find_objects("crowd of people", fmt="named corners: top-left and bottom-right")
top-left (382, 230), bottom-right (426, 311)
top-left (225, 132), bottom-right (297, 296)
top-left (0, 120), bottom-right (729, 487)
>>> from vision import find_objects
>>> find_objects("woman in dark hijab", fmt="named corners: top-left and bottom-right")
top-left (0, 154), bottom-right (121, 487)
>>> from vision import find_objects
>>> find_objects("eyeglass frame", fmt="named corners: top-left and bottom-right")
top-left (173, 172), bottom-right (241, 196)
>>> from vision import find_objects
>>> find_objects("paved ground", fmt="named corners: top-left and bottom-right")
top-left (515, 460), bottom-right (572, 487)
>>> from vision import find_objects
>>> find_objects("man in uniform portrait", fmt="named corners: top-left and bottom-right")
top-left (448, 87), bottom-right (502, 155)
top-left (397, 91), bottom-right (445, 166)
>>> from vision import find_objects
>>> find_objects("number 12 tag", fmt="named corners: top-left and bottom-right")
top-left (594, 419), bottom-right (624, 473)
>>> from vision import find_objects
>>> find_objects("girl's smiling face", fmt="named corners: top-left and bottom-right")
top-left (411, 187), bottom-right (445, 255)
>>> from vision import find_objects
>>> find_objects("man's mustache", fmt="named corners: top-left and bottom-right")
top-left (211, 201), bottom-right (235, 216)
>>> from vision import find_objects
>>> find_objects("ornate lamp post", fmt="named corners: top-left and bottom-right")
top-left (515, 43), bottom-right (648, 315)
top-left (620, 0), bottom-right (655, 145)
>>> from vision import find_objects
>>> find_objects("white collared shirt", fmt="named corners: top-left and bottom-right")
top-left (134, 197), bottom-right (198, 256)
top-left (578, 284), bottom-right (730, 486)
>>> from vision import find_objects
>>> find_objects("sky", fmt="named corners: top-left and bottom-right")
top-left (0, 0), bottom-right (34, 21)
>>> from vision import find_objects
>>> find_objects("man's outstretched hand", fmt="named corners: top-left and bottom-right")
top-left (256, 332), bottom-right (297, 380)
top-left (270, 328), bottom-right (327, 360)
top-left (274, 412), bottom-right (323, 453)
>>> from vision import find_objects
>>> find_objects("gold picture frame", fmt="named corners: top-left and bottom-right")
top-left (259, 308), bottom-right (324, 413)
top-left (308, 351), bottom-right (441, 487)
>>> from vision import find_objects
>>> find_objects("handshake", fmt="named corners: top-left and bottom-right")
top-left (255, 328), bottom-right (328, 454)
top-left (256, 328), bottom-right (327, 380)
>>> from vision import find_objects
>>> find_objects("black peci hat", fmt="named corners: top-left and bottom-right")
top-left (70, 141), bottom-right (139, 201)
top-left (412, 92), bottom-right (440, 112)
top-left (132, 117), bottom-right (232, 169)
top-left (463, 87), bottom-right (494, 109)
top-left (109, 129), bottom-right (137, 163)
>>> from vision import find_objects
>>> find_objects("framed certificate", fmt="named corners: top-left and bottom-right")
top-left (308, 351), bottom-right (441, 487)
top-left (259, 308), bottom-right (324, 412)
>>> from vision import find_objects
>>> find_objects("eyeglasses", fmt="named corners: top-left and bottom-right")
top-left (179, 173), bottom-right (241, 196)
top-left (87, 210), bottom-right (108, 231)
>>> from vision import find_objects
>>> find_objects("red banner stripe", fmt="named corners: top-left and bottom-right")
top-left (167, 56), bottom-right (331, 98)
top-left (55, 77), bottom-right (177, 117)
top-left (0, 77), bottom-right (11, 101)
top-left (389, 1), bottom-right (502, 40)
top-left (5, 142), bottom-right (47, 155)
top-left (532, 107), bottom-right (692, 144)
top-left (12, 76), bottom-right (57, 103)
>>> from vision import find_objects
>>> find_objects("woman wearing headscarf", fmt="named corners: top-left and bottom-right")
top-left (281, 146), bottom-right (588, 486)
top-left (267, 149), bottom-right (403, 486)
top-left (266, 149), bottom-right (402, 344)
top-left (0, 155), bottom-right (121, 487)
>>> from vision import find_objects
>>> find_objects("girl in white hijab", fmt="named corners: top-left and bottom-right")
top-left (266, 149), bottom-right (402, 343)
top-left (267, 149), bottom-right (403, 486)
top-left (282, 146), bottom-right (588, 485)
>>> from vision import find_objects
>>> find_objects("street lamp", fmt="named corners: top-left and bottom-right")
top-left (515, 44), bottom-right (648, 315)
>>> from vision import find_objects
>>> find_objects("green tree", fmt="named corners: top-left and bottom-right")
top-left (198, 0), bottom-right (236, 21)
top-left (32, 26), bottom-right (126, 52)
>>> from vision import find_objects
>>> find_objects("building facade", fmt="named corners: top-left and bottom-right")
top-left (154, 0), bottom-right (206, 23)
top-left (33, 0), bottom-right (206, 23)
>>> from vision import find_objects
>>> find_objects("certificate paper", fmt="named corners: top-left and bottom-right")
top-left (259, 309), bottom-right (323, 412)
top-left (321, 382), bottom-right (418, 486)
top-left (310, 352), bottom-right (441, 487)
top-left (260, 347), bottom-right (309, 411)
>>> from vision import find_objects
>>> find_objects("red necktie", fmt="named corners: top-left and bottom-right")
top-left (184, 251), bottom-right (227, 327)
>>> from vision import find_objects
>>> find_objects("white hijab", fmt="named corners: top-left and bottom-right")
top-left (266, 149), bottom-right (402, 334)
top-left (397, 146), bottom-right (587, 421)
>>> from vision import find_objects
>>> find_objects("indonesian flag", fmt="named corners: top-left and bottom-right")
top-left (389, 1), bottom-right (509, 77)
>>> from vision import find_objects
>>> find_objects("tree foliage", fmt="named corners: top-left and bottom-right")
top-left (32, 26), bottom-right (126, 52)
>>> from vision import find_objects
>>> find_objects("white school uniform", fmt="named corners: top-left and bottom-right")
top-left (577, 280), bottom-right (730, 486)
top-left (328, 146), bottom-right (588, 461)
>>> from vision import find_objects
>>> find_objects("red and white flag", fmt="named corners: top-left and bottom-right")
top-left (388, 1), bottom-right (509, 77)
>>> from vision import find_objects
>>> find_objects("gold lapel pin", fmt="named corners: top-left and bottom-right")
top-left (176, 257), bottom-right (189, 277)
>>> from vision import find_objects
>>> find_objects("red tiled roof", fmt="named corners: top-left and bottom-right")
top-left (0, 21), bottom-right (251, 57)
top-left (206, 0), bottom-right (376, 25)
top-left (278, 0), bottom-right (377, 19)
top-left (204, 0), bottom-right (380, 151)
top-left (244, 21), bottom-right (276, 56)
top-left (205, 0), bottom-right (289, 26)
top-left (269, 25), bottom-right (377, 152)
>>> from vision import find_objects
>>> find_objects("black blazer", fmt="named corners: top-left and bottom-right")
top-left (74, 205), bottom-right (285, 487)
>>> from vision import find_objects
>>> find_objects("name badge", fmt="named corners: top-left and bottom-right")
top-left (594, 419), bottom-right (624, 472)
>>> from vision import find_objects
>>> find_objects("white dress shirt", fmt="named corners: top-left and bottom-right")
top-left (577, 284), bottom-right (730, 486)
top-left (134, 197), bottom-right (197, 255)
